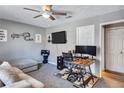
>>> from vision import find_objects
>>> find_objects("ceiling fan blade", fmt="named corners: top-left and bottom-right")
top-left (52, 12), bottom-right (67, 16)
top-left (33, 15), bottom-right (42, 18)
top-left (24, 8), bottom-right (40, 13)
top-left (42, 5), bottom-right (53, 12)
top-left (49, 15), bottom-right (55, 20)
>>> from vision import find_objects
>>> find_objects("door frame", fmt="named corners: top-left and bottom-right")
top-left (99, 19), bottom-right (124, 77)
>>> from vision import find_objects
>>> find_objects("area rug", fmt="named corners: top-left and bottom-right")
top-left (54, 68), bottom-right (99, 88)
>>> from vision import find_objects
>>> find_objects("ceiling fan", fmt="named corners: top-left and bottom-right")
top-left (24, 5), bottom-right (67, 21)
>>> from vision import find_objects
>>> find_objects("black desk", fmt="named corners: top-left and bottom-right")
top-left (65, 58), bottom-right (96, 87)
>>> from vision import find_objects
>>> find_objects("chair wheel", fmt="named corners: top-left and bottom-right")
top-left (67, 73), bottom-right (78, 82)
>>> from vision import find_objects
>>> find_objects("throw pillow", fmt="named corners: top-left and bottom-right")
top-left (0, 61), bottom-right (12, 69)
top-left (0, 62), bottom-right (20, 85)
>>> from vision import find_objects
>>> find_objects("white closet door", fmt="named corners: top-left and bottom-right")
top-left (76, 25), bottom-right (95, 45)
top-left (105, 27), bottom-right (124, 73)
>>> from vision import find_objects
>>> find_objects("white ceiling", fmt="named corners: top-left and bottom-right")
top-left (0, 5), bottom-right (124, 28)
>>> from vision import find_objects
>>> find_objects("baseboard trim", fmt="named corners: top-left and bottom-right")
top-left (105, 69), bottom-right (124, 76)
top-left (48, 61), bottom-right (57, 66)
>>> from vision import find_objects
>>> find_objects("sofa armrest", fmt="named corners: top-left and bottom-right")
top-left (17, 73), bottom-right (44, 88)
top-left (11, 67), bottom-right (23, 74)
top-left (2, 80), bottom-right (31, 88)
top-left (11, 67), bottom-right (44, 88)
top-left (27, 78), bottom-right (44, 88)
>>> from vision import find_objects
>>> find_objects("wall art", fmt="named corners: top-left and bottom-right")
top-left (0, 29), bottom-right (7, 42)
top-left (11, 32), bottom-right (33, 41)
top-left (35, 34), bottom-right (42, 43)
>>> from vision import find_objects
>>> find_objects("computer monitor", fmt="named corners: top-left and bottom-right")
top-left (75, 45), bottom-right (96, 56)
top-left (75, 46), bottom-right (87, 54)
top-left (87, 46), bottom-right (96, 56)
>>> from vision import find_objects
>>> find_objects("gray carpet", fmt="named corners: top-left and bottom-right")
top-left (28, 63), bottom-right (108, 88)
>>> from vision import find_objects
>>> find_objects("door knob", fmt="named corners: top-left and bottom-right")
top-left (120, 51), bottom-right (123, 54)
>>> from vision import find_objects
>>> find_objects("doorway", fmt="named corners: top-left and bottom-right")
top-left (104, 23), bottom-right (124, 73)
top-left (100, 20), bottom-right (124, 77)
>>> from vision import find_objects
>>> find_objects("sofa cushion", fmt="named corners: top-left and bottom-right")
top-left (0, 62), bottom-right (20, 85)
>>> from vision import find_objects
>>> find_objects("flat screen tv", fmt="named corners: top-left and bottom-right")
top-left (75, 46), bottom-right (87, 54)
top-left (75, 45), bottom-right (96, 56)
top-left (52, 31), bottom-right (67, 44)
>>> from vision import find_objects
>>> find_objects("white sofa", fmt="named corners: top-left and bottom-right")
top-left (0, 62), bottom-right (44, 88)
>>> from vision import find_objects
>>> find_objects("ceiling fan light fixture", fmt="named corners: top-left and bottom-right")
top-left (42, 13), bottom-right (50, 18)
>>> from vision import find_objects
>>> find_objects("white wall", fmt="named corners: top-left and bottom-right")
top-left (0, 19), bottom-right (46, 62)
top-left (45, 9), bottom-right (124, 77)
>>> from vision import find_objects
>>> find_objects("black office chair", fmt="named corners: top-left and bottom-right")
top-left (41, 50), bottom-right (50, 64)
top-left (62, 52), bottom-right (74, 69)
top-left (62, 52), bottom-right (73, 62)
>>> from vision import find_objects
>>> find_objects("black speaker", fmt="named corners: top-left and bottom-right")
top-left (57, 56), bottom-right (64, 70)
top-left (41, 50), bottom-right (50, 64)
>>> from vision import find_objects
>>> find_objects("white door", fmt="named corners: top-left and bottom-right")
top-left (105, 27), bottom-right (124, 73)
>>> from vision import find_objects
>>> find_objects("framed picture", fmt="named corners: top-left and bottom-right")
top-left (0, 29), bottom-right (7, 42)
top-left (35, 34), bottom-right (42, 43)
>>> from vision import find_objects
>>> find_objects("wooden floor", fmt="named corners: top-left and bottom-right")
top-left (101, 71), bottom-right (124, 88)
